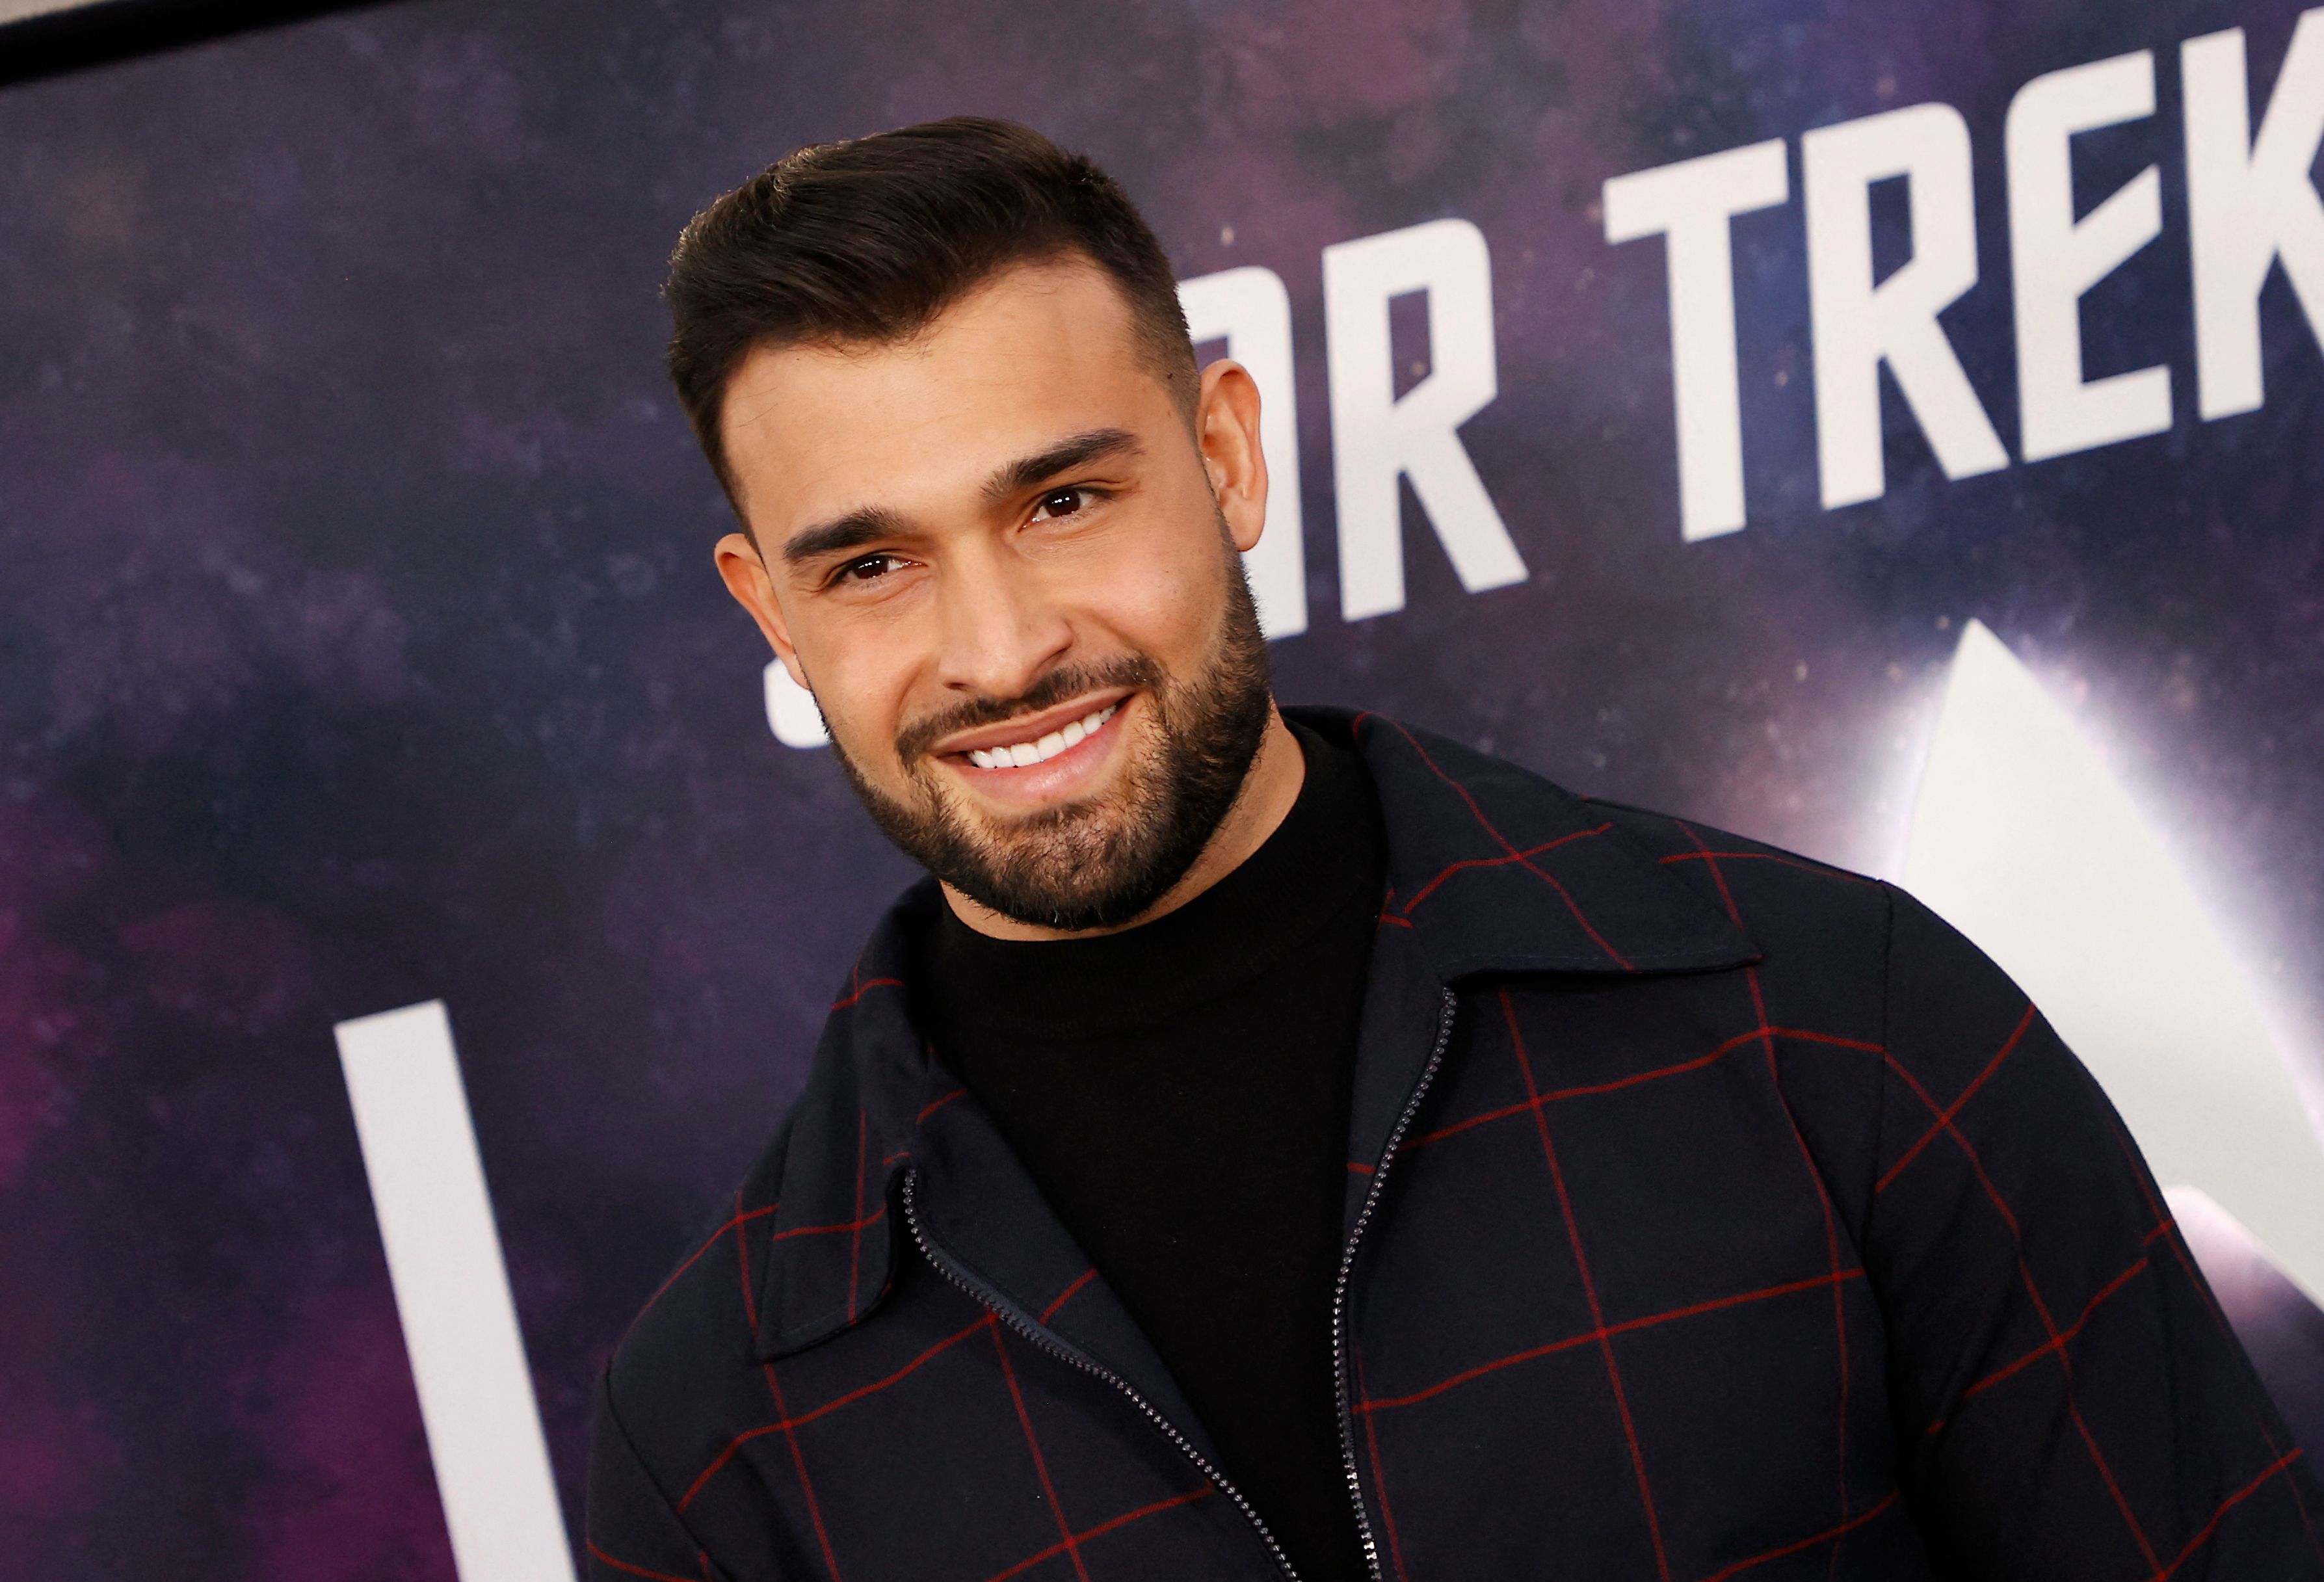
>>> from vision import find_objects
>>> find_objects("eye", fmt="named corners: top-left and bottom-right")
top-left (1029, 486), bottom-right (1096, 522)
top-left (830, 552), bottom-right (911, 586)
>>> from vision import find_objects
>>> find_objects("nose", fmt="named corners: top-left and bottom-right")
top-left (931, 539), bottom-right (1073, 704)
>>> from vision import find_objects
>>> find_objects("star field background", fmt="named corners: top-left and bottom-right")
top-left (5, 0), bottom-right (2324, 1572)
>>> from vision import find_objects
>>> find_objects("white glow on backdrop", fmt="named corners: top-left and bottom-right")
top-left (1900, 621), bottom-right (2324, 1307)
top-left (2172, 1185), bottom-right (2293, 1301)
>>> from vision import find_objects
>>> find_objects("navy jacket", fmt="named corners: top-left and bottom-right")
top-left (587, 708), bottom-right (2324, 1581)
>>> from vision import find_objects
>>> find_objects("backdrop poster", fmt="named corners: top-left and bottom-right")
top-left (7, 0), bottom-right (2324, 1574)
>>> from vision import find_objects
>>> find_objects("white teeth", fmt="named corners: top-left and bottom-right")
top-left (965, 701), bottom-right (1120, 769)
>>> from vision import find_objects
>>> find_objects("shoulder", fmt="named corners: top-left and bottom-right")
top-left (1579, 795), bottom-right (1894, 947)
top-left (1578, 800), bottom-right (1908, 1059)
top-left (1317, 702), bottom-right (1905, 979)
top-left (600, 910), bottom-right (928, 1453)
top-left (601, 1114), bottom-right (795, 1468)
top-left (587, 1135), bottom-right (793, 1569)
top-left (1581, 794), bottom-right (2051, 1077)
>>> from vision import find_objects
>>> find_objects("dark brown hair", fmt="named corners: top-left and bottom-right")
top-left (665, 116), bottom-right (1197, 507)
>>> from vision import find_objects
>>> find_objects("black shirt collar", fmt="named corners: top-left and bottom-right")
top-left (918, 720), bottom-right (1385, 1041)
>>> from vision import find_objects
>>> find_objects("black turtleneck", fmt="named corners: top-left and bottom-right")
top-left (916, 721), bottom-right (1384, 1582)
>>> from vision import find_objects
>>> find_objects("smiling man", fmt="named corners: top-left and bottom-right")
top-left (586, 119), bottom-right (2323, 1582)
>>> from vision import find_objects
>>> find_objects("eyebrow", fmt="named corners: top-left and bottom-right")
top-left (980, 427), bottom-right (1142, 505)
top-left (778, 427), bottom-right (1142, 569)
top-left (780, 505), bottom-right (908, 568)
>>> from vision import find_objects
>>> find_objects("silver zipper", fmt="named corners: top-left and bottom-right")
top-left (1332, 987), bottom-right (1459, 1582)
top-left (901, 1169), bottom-right (1302, 1581)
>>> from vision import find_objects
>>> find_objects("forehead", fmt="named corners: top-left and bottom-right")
top-left (720, 260), bottom-right (1173, 531)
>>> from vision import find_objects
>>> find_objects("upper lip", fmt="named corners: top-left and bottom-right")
top-left (931, 687), bottom-right (1135, 757)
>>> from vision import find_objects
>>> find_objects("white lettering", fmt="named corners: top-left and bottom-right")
top-left (1603, 140), bottom-right (1791, 540)
top-left (2185, 10), bottom-right (2324, 419)
top-left (1804, 103), bottom-right (2010, 508)
top-left (336, 1002), bottom-right (577, 1582)
top-left (2007, 52), bottom-right (2171, 461)
top-left (765, 658), bottom-right (830, 748)
top-left (1323, 218), bottom-right (1528, 621)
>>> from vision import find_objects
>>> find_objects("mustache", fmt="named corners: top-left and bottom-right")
top-left (893, 654), bottom-right (1163, 767)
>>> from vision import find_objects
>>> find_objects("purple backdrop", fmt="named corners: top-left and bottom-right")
top-left (6, 0), bottom-right (2324, 1573)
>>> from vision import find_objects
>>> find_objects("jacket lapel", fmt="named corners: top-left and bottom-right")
top-left (750, 900), bottom-right (925, 1360)
top-left (750, 884), bottom-right (1219, 1457)
top-left (907, 1081), bottom-right (1228, 1467)
top-left (1312, 707), bottom-right (1762, 981)
top-left (1287, 707), bottom-right (1762, 1232)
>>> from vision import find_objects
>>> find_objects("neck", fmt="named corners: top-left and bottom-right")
top-left (941, 704), bottom-right (1306, 942)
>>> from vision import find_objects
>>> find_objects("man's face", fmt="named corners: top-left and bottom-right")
top-left (715, 259), bottom-right (1276, 931)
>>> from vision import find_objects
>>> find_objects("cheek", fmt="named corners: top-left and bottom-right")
top-left (797, 622), bottom-right (918, 765)
top-left (1072, 512), bottom-right (1230, 661)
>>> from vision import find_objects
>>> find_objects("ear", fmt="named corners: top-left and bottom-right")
top-left (715, 531), bottom-right (813, 693)
top-left (1194, 359), bottom-right (1269, 555)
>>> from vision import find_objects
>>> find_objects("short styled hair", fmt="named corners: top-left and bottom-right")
top-left (664, 116), bottom-right (1198, 505)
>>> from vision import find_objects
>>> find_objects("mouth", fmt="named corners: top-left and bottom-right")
top-left (926, 688), bottom-right (1137, 807)
top-left (960, 700), bottom-right (1120, 771)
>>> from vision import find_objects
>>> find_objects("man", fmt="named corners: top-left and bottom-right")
top-left (587, 118), bottom-right (2322, 1581)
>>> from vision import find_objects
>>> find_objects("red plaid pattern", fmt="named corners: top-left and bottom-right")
top-left (588, 709), bottom-right (2323, 1581)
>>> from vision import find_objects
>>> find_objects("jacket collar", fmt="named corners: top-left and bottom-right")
top-left (747, 891), bottom-right (935, 1360)
top-left (750, 708), bottom-right (1758, 1362)
top-left (1310, 705), bottom-right (1759, 981)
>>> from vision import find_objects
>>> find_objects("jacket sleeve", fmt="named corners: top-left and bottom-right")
top-left (1868, 885), bottom-right (2324, 1579)
top-left (586, 1365), bottom-right (728, 1582)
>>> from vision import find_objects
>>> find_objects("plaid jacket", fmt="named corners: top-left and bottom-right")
top-left (587, 707), bottom-right (2324, 1582)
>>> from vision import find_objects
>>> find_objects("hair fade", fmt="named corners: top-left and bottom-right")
top-left (664, 117), bottom-right (1198, 507)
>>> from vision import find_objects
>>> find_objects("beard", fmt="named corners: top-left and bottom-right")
top-left (825, 549), bottom-right (1274, 932)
